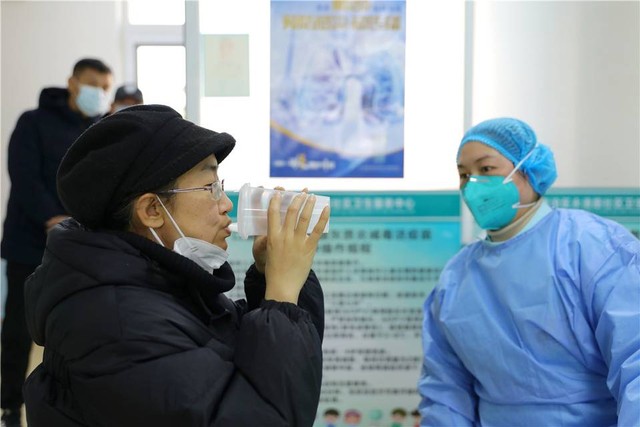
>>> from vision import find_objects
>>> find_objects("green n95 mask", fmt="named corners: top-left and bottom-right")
top-left (461, 145), bottom-right (537, 230)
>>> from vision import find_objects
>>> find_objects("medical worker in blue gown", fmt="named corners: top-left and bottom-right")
top-left (418, 117), bottom-right (639, 427)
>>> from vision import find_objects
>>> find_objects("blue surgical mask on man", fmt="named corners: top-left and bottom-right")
top-left (75, 84), bottom-right (110, 117)
top-left (462, 145), bottom-right (537, 230)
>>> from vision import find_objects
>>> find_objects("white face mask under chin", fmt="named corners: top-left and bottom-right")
top-left (148, 196), bottom-right (229, 273)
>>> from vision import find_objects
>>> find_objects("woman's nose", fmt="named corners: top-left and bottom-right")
top-left (220, 191), bottom-right (233, 214)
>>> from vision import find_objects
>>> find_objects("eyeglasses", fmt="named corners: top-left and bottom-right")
top-left (157, 180), bottom-right (225, 201)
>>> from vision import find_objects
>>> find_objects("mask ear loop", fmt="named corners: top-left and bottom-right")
top-left (502, 143), bottom-right (539, 209)
top-left (149, 227), bottom-right (165, 247)
top-left (147, 197), bottom-right (167, 247)
top-left (153, 195), bottom-right (197, 253)
top-left (503, 143), bottom-right (539, 184)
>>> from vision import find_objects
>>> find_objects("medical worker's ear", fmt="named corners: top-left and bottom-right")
top-left (517, 171), bottom-right (541, 203)
top-left (518, 169), bottom-right (531, 182)
top-left (132, 193), bottom-right (165, 229)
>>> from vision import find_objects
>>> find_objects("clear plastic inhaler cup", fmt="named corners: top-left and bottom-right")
top-left (229, 183), bottom-right (330, 239)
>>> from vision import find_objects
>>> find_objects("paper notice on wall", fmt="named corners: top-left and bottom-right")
top-left (203, 34), bottom-right (250, 97)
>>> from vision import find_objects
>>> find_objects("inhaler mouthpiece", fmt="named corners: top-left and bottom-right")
top-left (231, 183), bottom-right (330, 239)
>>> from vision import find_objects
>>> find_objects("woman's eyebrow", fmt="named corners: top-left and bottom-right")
top-left (201, 163), bottom-right (218, 173)
top-left (458, 154), bottom-right (498, 169)
top-left (473, 155), bottom-right (497, 163)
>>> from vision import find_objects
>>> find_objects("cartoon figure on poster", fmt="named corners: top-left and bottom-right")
top-left (322, 408), bottom-right (340, 427)
top-left (390, 408), bottom-right (407, 427)
top-left (343, 409), bottom-right (362, 427)
top-left (271, 0), bottom-right (406, 177)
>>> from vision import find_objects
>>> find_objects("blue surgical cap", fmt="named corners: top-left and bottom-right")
top-left (458, 117), bottom-right (558, 195)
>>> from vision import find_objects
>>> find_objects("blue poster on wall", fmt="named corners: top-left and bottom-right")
top-left (270, 0), bottom-right (406, 178)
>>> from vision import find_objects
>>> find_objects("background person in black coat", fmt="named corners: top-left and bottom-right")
top-left (0, 58), bottom-right (112, 427)
top-left (23, 105), bottom-right (330, 426)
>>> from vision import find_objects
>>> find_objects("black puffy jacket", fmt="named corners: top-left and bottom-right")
top-left (24, 219), bottom-right (324, 426)
top-left (1, 88), bottom-right (98, 264)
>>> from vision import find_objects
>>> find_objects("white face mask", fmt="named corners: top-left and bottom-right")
top-left (172, 236), bottom-right (229, 272)
top-left (148, 196), bottom-right (229, 273)
top-left (75, 84), bottom-right (110, 117)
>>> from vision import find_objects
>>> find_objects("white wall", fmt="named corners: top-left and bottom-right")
top-left (1, 0), bottom-right (124, 222)
top-left (472, 1), bottom-right (640, 188)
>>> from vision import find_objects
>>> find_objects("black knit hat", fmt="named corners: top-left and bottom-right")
top-left (57, 104), bottom-right (235, 229)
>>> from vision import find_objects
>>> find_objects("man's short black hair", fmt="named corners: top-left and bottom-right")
top-left (391, 408), bottom-right (407, 416)
top-left (73, 58), bottom-right (112, 77)
top-left (323, 408), bottom-right (339, 416)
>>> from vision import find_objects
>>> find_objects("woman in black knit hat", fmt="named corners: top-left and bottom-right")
top-left (22, 105), bottom-right (330, 427)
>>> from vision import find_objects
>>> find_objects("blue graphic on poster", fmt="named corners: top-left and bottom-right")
top-left (270, 0), bottom-right (406, 177)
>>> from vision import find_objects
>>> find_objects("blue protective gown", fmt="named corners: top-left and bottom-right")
top-left (419, 204), bottom-right (640, 427)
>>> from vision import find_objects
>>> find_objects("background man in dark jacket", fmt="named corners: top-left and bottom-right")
top-left (0, 57), bottom-right (112, 427)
